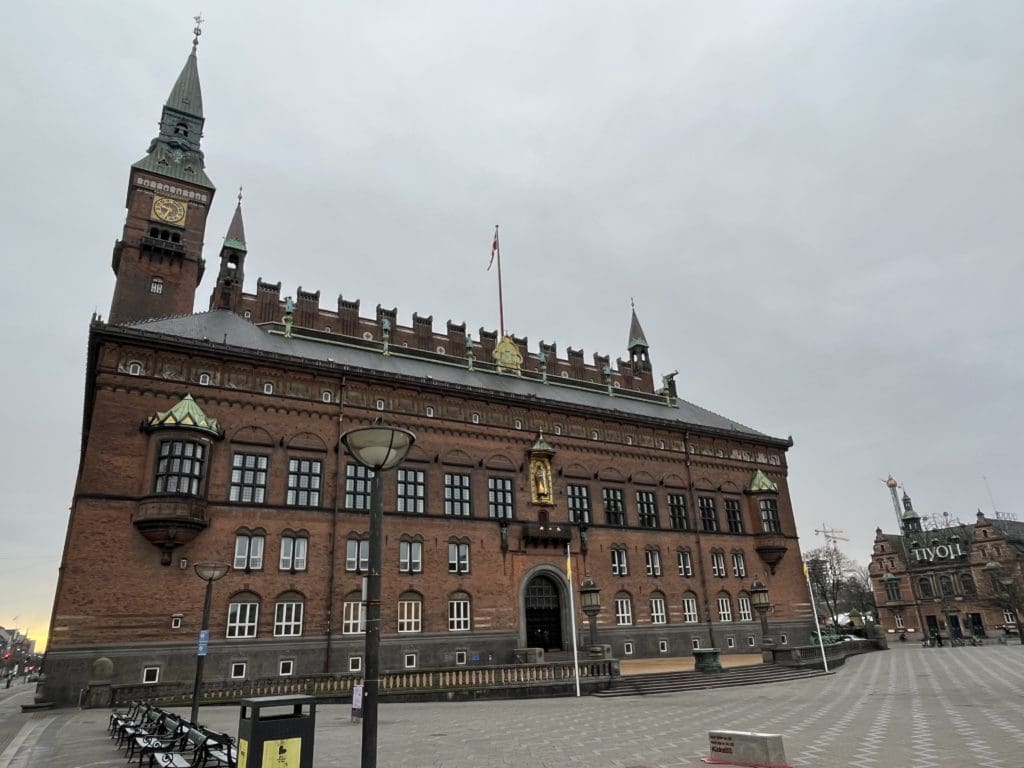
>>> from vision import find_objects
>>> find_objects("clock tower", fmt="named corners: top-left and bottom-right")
top-left (108, 20), bottom-right (216, 325)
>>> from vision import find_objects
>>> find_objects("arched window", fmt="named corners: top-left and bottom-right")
top-left (234, 529), bottom-right (266, 571)
top-left (342, 591), bottom-right (364, 634)
top-left (398, 591), bottom-right (422, 633)
top-left (279, 531), bottom-right (308, 572)
top-left (274, 592), bottom-right (304, 637)
top-left (128, 361), bottom-right (143, 376)
top-left (682, 592), bottom-right (699, 623)
top-left (939, 575), bottom-right (954, 597)
top-left (614, 592), bottom-right (633, 625)
top-left (227, 592), bottom-right (260, 638)
top-left (960, 575), bottom-right (976, 596)
top-left (448, 591), bottom-right (471, 631)
top-left (717, 592), bottom-right (733, 622)
top-left (737, 593), bottom-right (753, 622)
top-left (918, 577), bottom-right (934, 599)
top-left (174, 122), bottom-right (189, 137)
top-left (649, 591), bottom-right (667, 625)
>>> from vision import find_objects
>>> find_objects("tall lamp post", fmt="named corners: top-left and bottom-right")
top-left (190, 562), bottom-right (230, 726)
top-left (983, 561), bottom-right (1024, 645)
top-left (750, 577), bottom-right (774, 661)
top-left (579, 576), bottom-right (602, 647)
top-left (340, 422), bottom-right (416, 768)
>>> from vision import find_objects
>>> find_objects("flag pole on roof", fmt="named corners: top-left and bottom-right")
top-left (488, 225), bottom-right (505, 337)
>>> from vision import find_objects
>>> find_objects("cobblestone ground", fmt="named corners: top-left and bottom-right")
top-left (3, 644), bottom-right (1023, 768)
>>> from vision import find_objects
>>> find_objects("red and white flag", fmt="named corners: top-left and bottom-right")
top-left (488, 226), bottom-right (499, 271)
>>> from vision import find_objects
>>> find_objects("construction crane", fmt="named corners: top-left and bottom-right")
top-left (814, 524), bottom-right (849, 552)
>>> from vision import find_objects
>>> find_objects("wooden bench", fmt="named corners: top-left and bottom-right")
top-left (149, 727), bottom-right (212, 768)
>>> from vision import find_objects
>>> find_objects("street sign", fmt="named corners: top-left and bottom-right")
top-left (198, 629), bottom-right (210, 656)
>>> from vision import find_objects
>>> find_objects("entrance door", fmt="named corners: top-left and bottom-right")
top-left (525, 575), bottom-right (563, 650)
top-left (948, 615), bottom-right (962, 639)
top-left (925, 615), bottom-right (940, 636)
top-left (968, 613), bottom-right (985, 637)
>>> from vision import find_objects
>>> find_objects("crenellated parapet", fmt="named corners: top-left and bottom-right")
top-left (231, 285), bottom-right (659, 394)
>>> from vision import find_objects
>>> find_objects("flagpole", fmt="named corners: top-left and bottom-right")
top-left (567, 544), bottom-right (581, 697)
top-left (804, 561), bottom-right (830, 672)
top-left (495, 225), bottom-right (505, 337)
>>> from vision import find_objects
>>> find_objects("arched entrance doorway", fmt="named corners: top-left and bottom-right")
top-left (524, 573), bottom-right (563, 650)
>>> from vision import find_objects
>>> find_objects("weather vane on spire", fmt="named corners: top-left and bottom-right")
top-left (192, 14), bottom-right (205, 50)
top-left (237, 186), bottom-right (243, 204)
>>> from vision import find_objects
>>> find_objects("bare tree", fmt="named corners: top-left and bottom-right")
top-left (803, 545), bottom-right (859, 630)
top-left (840, 566), bottom-right (877, 617)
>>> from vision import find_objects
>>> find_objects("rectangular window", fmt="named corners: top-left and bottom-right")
top-left (677, 551), bottom-right (693, 577)
top-left (780, 633), bottom-right (788, 645)
top-left (142, 666), bottom-right (160, 684)
top-left (344, 464), bottom-right (373, 510)
top-left (345, 539), bottom-right (368, 572)
top-left (444, 473), bottom-right (472, 517)
top-left (726, 636), bottom-right (736, 649)
top-left (738, 596), bottom-right (752, 622)
top-left (274, 602), bottom-right (303, 637)
top-left (487, 476), bottom-right (514, 519)
top-left (397, 468), bottom-right (426, 514)
top-left (279, 660), bottom-right (294, 676)
top-left (718, 596), bottom-right (733, 622)
top-left (448, 600), bottom-right (471, 631)
top-left (342, 601), bottom-right (364, 634)
top-left (667, 494), bottom-right (688, 530)
top-left (636, 491), bottom-right (659, 528)
top-left (611, 548), bottom-right (628, 576)
top-left (400, 541), bottom-right (423, 573)
top-left (229, 453), bottom-right (268, 503)
top-left (712, 552), bottom-right (726, 577)
top-left (615, 597), bottom-right (633, 626)
top-left (398, 599), bottom-right (422, 633)
top-left (699, 497), bottom-right (718, 532)
top-left (404, 653), bottom-right (417, 669)
top-left (650, 597), bottom-right (667, 625)
top-left (603, 488), bottom-right (626, 526)
top-left (645, 550), bottom-right (662, 577)
top-left (731, 552), bottom-right (746, 578)
top-left (1003, 608), bottom-right (1016, 625)
top-left (760, 498), bottom-right (781, 533)
top-left (227, 602), bottom-right (259, 638)
top-left (448, 542), bottom-right (470, 574)
top-left (234, 534), bottom-right (264, 570)
top-left (349, 656), bottom-right (363, 672)
top-left (682, 597), bottom-right (698, 623)
top-left (567, 484), bottom-right (591, 524)
top-left (287, 457), bottom-right (322, 507)
top-left (885, 579), bottom-right (902, 602)
top-left (725, 499), bottom-right (744, 533)
top-left (279, 536), bottom-right (307, 571)
top-left (230, 662), bottom-right (246, 679)
top-left (155, 440), bottom-right (206, 496)
top-left (894, 614), bottom-right (905, 629)
top-left (455, 650), bottom-right (467, 665)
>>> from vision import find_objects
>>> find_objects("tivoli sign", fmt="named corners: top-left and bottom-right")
top-left (911, 542), bottom-right (966, 562)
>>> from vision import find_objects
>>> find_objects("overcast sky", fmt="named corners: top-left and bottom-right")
top-left (4, 1), bottom-right (1022, 650)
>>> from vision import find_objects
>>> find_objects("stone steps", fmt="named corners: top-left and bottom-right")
top-left (594, 663), bottom-right (829, 697)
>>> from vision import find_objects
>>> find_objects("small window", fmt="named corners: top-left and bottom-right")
top-left (170, 614), bottom-right (182, 629)
top-left (231, 662), bottom-right (247, 679)
top-left (747, 636), bottom-right (756, 647)
top-left (324, 326), bottom-right (331, 333)
top-left (658, 640), bottom-right (669, 653)
top-left (425, 406), bottom-right (434, 418)
top-left (348, 656), bottom-right (363, 673)
top-left (658, 440), bottom-right (666, 449)
top-left (726, 636), bottom-right (736, 649)
top-left (363, 332), bottom-right (374, 341)
top-left (128, 362), bottom-right (143, 376)
top-left (451, 650), bottom-right (467, 666)
top-left (625, 435), bottom-right (633, 445)
top-left (376, 399), bottom-right (385, 411)
top-left (591, 430), bottom-right (599, 440)
top-left (199, 372), bottom-right (211, 386)
top-left (142, 667), bottom-right (160, 684)
top-left (471, 412), bottom-right (480, 424)
top-left (243, 310), bottom-right (252, 319)
top-left (623, 642), bottom-right (634, 656)
top-left (150, 278), bottom-right (164, 294)
top-left (514, 419), bottom-right (523, 430)
top-left (553, 424), bottom-right (562, 435)
top-left (322, 391), bottom-right (332, 403)
top-left (279, 659), bottom-right (294, 677)
top-left (404, 653), bottom-right (417, 669)
top-left (263, 382), bottom-right (274, 395)
top-left (691, 638), bottom-right (701, 650)
top-left (779, 634), bottom-right (788, 645)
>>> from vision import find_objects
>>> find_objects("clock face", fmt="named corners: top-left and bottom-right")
top-left (152, 196), bottom-right (187, 225)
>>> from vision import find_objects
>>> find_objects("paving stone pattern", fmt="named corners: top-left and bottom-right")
top-left (3, 645), bottom-right (1024, 768)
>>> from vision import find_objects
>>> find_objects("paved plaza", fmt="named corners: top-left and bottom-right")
top-left (2, 644), bottom-right (1023, 768)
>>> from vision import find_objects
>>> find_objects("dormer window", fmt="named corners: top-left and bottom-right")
top-left (128, 362), bottom-right (143, 377)
top-left (198, 373), bottom-right (211, 386)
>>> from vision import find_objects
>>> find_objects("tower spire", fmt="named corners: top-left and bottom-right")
top-left (627, 301), bottom-right (651, 376)
top-left (211, 187), bottom-right (247, 313)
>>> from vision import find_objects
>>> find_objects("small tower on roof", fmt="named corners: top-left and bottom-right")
top-left (627, 300), bottom-right (651, 374)
top-left (210, 188), bottom-right (247, 313)
top-left (901, 489), bottom-right (922, 534)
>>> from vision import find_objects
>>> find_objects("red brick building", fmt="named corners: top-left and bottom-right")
top-left (43, 36), bottom-right (813, 706)
top-left (869, 479), bottom-right (1024, 642)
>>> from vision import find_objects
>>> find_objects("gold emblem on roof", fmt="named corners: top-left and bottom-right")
top-left (492, 335), bottom-right (523, 375)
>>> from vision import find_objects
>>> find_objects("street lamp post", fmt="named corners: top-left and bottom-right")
top-left (340, 422), bottom-right (416, 768)
top-left (750, 577), bottom-right (774, 661)
top-left (579, 576), bottom-right (602, 647)
top-left (190, 562), bottom-right (230, 726)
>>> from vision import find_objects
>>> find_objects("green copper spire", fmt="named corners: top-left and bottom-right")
top-left (223, 188), bottom-right (247, 251)
top-left (132, 16), bottom-right (214, 190)
top-left (746, 469), bottom-right (778, 493)
top-left (627, 300), bottom-right (649, 350)
top-left (145, 393), bottom-right (223, 438)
